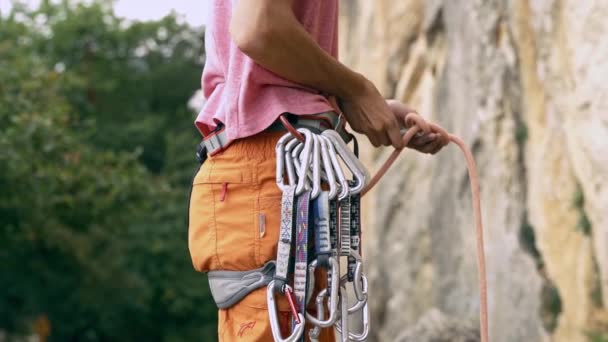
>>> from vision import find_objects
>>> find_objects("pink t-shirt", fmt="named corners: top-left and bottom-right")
top-left (196, 0), bottom-right (339, 141)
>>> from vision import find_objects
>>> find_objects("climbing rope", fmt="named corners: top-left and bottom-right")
top-left (362, 112), bottom-right (489, 342)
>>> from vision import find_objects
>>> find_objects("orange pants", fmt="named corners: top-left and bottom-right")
top-left (189, 131), bottom-right (335, 341)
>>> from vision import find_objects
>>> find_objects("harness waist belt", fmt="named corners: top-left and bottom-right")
top-left (197, 112), bottom-right (351, 163)
top-left (207, 261), bottom-right (276, 309)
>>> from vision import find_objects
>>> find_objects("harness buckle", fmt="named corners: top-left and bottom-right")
top-left (203, 132), bottom-right (223, 153)
top-left (196, 142), bottom-right (207, 164)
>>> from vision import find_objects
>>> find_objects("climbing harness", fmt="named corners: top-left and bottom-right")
top-left (200, 110), bottom-right (488, 342)
top-left (268, 111), bottom-right (489, 342)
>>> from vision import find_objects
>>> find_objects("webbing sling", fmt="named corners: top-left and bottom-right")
top-left (339, 198), bottom-right (351, 257)
top-left (312, 191), bottom-right (331, 268)
top-left (348, 181), bottom-right (362, 281)
top-left (293, 191), bottom-right (311, 341)
top-left (274, 185), bottom-right (297, 293)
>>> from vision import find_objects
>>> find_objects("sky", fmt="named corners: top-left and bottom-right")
top-left (0, 0), bottom-right (207, 26)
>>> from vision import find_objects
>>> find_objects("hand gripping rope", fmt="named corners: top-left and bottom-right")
top-left (273, 112), bottom-right (489, 342)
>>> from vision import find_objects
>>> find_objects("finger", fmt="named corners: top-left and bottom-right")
top-left (368, 134), bottom-right (381, 147)
top-left (387, 124), bottom-right (405, 149)
top-left (429, 138), bottom-right (447, 155)
top-left (421, 138), bottom-right (444, 154)
top-left (411, 138), bottom-right (438, 154)
top-left (419, 133), bottom-right (438, 144)
top-left (409, 133), bottom-right (437, 148)
top-left (408, 134), bottom-right (437, 149)
top-left (378, 132), bottom-right (391, 147)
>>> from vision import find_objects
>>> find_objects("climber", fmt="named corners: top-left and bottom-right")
top-left (188, 0), bottom-right (445, 340)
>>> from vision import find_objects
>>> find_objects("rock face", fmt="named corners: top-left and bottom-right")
top-left (395, 309), bottom-right (479, 342)
top-left (339, 1), bottom-right (608, 341)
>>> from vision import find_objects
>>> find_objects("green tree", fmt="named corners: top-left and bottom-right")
top-left (0, 1), bottom-right (216, 340)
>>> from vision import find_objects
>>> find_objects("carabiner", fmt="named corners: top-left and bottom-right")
top-left (267, 281), bottom-right (305, 342)
top-left (341, 270), bottom-right (368, 314)
top-left (322, 130), bottom-right (369, 195)
top-left (295, 129), bottom-right (314, 195)
top-left (318, 135), bottom-right (339, 200)
top-left (338, 250), bottom-right (368, 314)
top-left (290, 135), bottom-right (320, 198)
top-left (306, 257), bottom-right (340, 327)
top-left (309, 134), bottom-right (322, 199)
top-left (285, 138), bottom-right (301, 188)
top-left (308, 290), bottom-right (326, 342)
top-left (346, 250), bottom-right (366, 302)
top-left (276, 133), bottom-right (297, 192)
top-left (325, 130), bottom-right (369, 182)
top-left (321, 135), bottom-right (349, 200)
top-left (336, 269), bottom-right (370, 342)
top-left (335, 290), bottom-right (370, 342)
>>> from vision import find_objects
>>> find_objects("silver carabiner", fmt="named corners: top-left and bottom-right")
top-left (339, 250), bottom-right (368, 314)
top-left (309, 134), bottom-right (322, 199)
top-left (276, 133), bottom-right (297, 192)
top-left (341, 270), bottom-right (368, 314)
top-left (308, 289), bottom-right (326, 342)
top-left (321, 135), bottom-right (349, 200)
top-left (285, 138), bottom-right (301, 188)
top-left (335, 287), bottom-right (370, 342)
top-left (347, 250), bottom-right (366, 302)
top-left (267, 281), bottom-right (305, 342)
top-left (292, 135), bottom-right (321, 198)
top-left (292, 136), bottom-right (324, 200)
top-left (322, 130), bottom-right (369, 195)
top-left (306, 257), bottom-right (340, 328)
top-left (295, 129), bottom-right (314, 195)
top-left (318, 135), bottom-right (339, 200)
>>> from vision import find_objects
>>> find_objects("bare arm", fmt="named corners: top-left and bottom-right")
top-left (230, 0), bottom-right (405, 148)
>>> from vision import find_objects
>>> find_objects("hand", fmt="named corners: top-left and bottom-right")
top-left (386, 99), bottom-right (445, 154)
top-left (339, 80), bottom-right (404, 148)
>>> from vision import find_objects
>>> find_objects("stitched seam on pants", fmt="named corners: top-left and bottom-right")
top-left (254, 164), bottom-right (261, 266)
top-left (209, 159), bottom-right (223, 270)
top-left (250, 180), bottom-right (256, 266)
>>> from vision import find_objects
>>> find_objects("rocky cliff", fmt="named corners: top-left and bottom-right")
top-left (339, 1), bottom-right (608, 341)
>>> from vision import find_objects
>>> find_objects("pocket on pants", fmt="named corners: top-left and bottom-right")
top-left (188, 163), bottom-right (258, 272)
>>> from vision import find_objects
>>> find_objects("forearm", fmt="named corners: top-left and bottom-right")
top-left (230, 0), bottom-right (369, 100)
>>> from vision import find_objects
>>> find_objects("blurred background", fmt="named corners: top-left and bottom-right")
top-left (1, 1), bottom-right (607, 342)
top-left (0, 0), bottom-right (215, 341)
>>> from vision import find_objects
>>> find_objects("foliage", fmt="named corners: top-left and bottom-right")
top-left (587, 331), bottom-right (608, 342)
top-left (0, 1), bottom-right (217, 340)
top-left (515, 122), bottom-right (528, 145)
top-left (572, 185), bottom-right (592, 236)
top-left (540, 280), bottom-right (562, 333)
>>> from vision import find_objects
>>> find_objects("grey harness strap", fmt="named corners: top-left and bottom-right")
top-left (274, 185), bottom-right (297, 293)
top-left (207, 261), bottom-right (276, 309)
